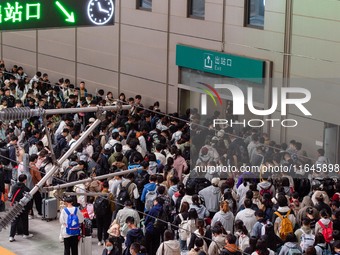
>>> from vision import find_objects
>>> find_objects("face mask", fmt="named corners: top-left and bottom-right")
top-left (106, 246), bottom-right (113, 252)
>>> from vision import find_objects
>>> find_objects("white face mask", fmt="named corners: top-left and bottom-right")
top-left (106, 246), bottom-right (113, 251)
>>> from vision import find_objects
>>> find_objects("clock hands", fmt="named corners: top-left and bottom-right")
top-left (97, 2), bottom-right (109, 13)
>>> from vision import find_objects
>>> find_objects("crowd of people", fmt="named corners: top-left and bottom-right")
top-left (0, 62), bottom-right (339, 255)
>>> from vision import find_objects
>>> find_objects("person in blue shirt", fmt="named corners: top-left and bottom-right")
top-left (140, 174), bottom-right (157, 205)
top-left (144, 197), bottom-right (164, 255)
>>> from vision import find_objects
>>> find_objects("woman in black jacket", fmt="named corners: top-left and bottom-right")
top-left (102, 237), bottom-right (122, 255)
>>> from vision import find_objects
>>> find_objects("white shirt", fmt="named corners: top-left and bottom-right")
top-left (59, 206), bottom-right (84, 238)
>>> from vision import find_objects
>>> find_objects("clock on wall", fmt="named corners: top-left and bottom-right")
top-left (87, 0), bottom-right (114, 25)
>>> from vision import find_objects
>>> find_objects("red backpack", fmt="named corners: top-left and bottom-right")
top-left (318, 220), bottom-right (333, 243)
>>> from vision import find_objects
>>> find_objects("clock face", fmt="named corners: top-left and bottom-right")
top-left (87, 0), bottom-right (114, 25)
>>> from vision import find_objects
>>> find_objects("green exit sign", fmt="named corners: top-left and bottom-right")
top-left (0, 0), bottom-right (115, 30)
top-left (176, 44), bottom-right (265, 84)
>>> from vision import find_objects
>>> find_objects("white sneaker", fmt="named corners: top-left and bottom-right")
top-left (23, 234), bottom-right (34, 239)
top-left (98, 241), bottom-right (103, 246)
top-left (9, 237), bottom-right (15, 242)
top-left (28, 215), bottom-right (33, 220)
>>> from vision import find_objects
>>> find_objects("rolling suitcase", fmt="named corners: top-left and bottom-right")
top-left (78, 236), bottom-right (92, 255)
top-left (42, 197), bottom-right (58, 221)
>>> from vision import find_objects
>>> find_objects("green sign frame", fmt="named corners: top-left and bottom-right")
top-left (176, 44), bottom-right (265, 84)
top-left (0, 0), bottom-right (115, 31)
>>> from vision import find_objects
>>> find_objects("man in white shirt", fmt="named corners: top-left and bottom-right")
top-left (154, 143), bottom-right (166, 166)
top-left (235, 199), bottom-right (257, 233)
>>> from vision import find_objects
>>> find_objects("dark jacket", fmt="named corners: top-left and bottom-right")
top-left (145, 203), bottom-right (163, 233)
top-left (11, 182), bottom-right (31, 211)
top-left (124, 228), bottom-right (144, 255)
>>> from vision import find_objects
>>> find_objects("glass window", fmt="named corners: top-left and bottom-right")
top-left (188, 0), bottom-right (205, 19)
top-left (138, 0), bottom-right (152, 10)
top-left (246, 0), bottom-right (265, 28)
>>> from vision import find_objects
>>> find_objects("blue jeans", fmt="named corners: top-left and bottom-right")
top-left (180, 239), bottom-right (187, 251)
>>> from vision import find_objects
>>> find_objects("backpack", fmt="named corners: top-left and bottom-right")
top-left (135, 171), bottom-right (149, 194)
top-left (116, 182), bottom-right (132, 210)
top-left (274, 210), bottom-right (294, 240)
top-left (259, 184), bottom-right (273, 197)
top-left (94, 195), bottom-right (110, 216)
top-left (64, 207), bottom-right (80, 236)
top-left (300, 229), bottom-right (315, 252)
top-left (67, 169), bottom-right (85, 183)
top-left (287, 247), bottom-right (302, 255)
top-left (154, 207), bottom-right (168, 231)
top-left (178, 214), bottom-right (191, 241)
top-left (39, 164), bottom-right (47, 178)
top-left (317, 244), bottom-right (332, 255)
top-left (0, 144), bottom-right (10, 165)
top-left (145, 186), bottom-right (158, 211)
top-left (318, 220), bottom-right (333, 243)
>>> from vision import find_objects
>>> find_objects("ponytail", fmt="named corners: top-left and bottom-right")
top-left (220, 200), bottom-right (229, 213)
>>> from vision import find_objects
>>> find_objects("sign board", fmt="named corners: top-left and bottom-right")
top-left (0, 0), bottom-right (115, 30)
top-left (176, 44), bottom-right (265, 84)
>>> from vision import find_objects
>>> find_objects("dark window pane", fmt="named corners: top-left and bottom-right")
top-left (139, 0), bottom-right (152, 9)
top-left (248, 0), bottom-right (265, 27)
top-left (191, 0), bottom-right (205, 18)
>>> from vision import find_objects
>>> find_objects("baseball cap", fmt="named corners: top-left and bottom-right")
top-left (104, 144), bottom-right (111, 151)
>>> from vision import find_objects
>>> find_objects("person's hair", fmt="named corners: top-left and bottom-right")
top-left (155, 196), bottom-right (164, 205)
top-left (157, 185), bottom-right (166, 195)
top-left (192, 194), bottom-right (201, 207)
top-left (18, 174), bottom-right (27, 182)
top-left (334, 240), bottom-right (340, 249)
top-left (285, 233), bottom-right (297, 243)
top-left (170, 176), bottom-right (179, 185)
top-left (220, 200), bottom-right (229, 213)
top-left (244, 198), bottom-right (252, 208)
top-left (180, 201), bottom-right (190, 213)
top-left (235, 219), bottom-right (248, 235)
top-left (149, 174), bottom-right (157, 182)
top-left (125, 216), bottom-right (135, 224)
top-left (130, 242), bottom-right (141, 253)
top-left (196, 218), bottom-right (205, 236)
top-left (212, 225), bottom-right (223, 235)
top-left (29, 154), bottom-right (38, 162)
top-left (302, 217), bottom-right (311, 226)
top-left (277, 195), bottom-right (288, 207)
top-left (102, 180), bottom-right (109, 188)
top-left (226, 234), bottom-right (237, 244)
top-left (194, 238), bottom-right (204, 251)
top-left (305, 247), bottom-right (317, 255)
top-left (247, 236), bottom-right (258, 254)
top-left (246, 190), bottom-right (254, 199)
top-left (333, 230), bottom-right (340, 241)
top-left (164, 230), bottom-right (174, 241)
top-left (188, 208), bottom-right (198, 220)
top-left (314, 233), bottom-right (326, 245)
top-left (256, 238), bottom-right (270, 255)
top-left (264, 222), bottom-right (274, 236)
top-left (320, 209), bottom-right (329, 218)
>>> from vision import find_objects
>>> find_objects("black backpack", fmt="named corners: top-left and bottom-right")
top-left (116, 182), bottom-right (132, 210)
top-left (154, 207), bottom-right (168, 232)
top-left (135, 172), bottom-right (149, 194)
top-left (94, 195), bottom-right (110, 216)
